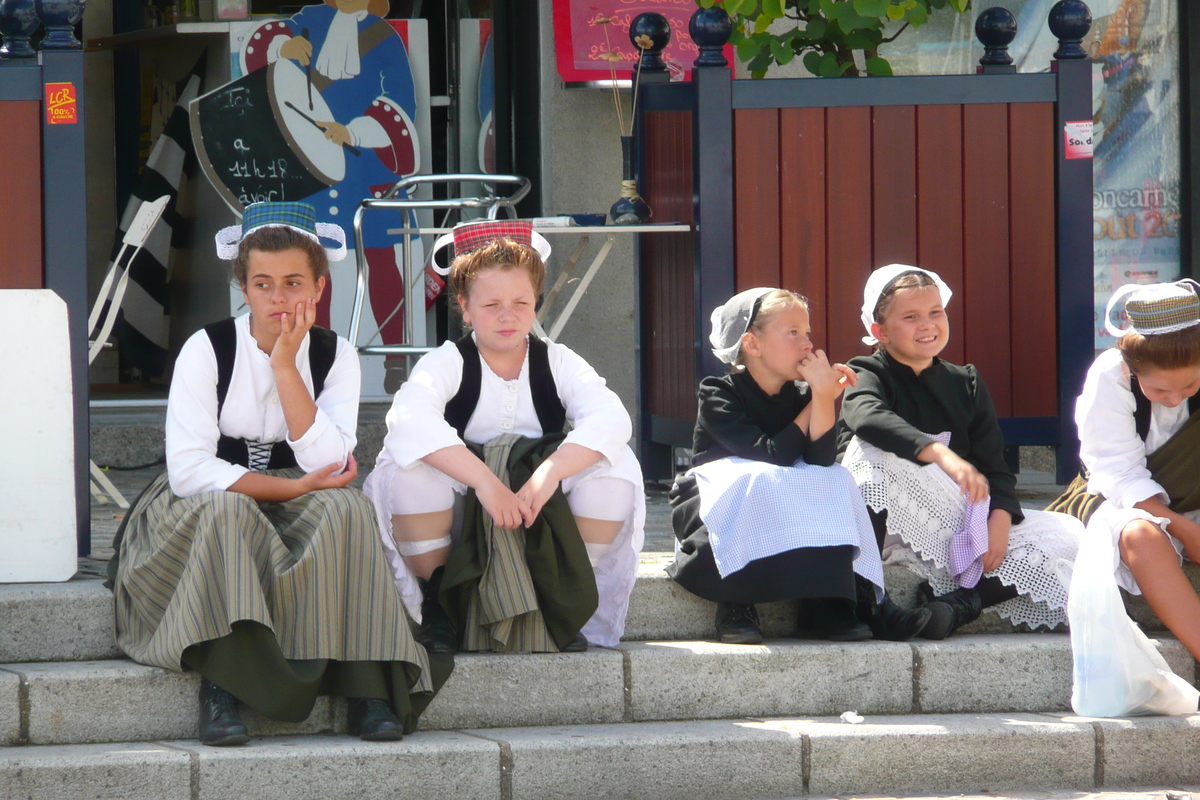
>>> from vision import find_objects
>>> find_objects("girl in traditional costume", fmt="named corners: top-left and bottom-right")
top-left (107, 202), bottom-right (447, 746)
top-left (839, 265), bottom-right (1082, 639)
top-left (364, 219), bottom-right (644, 654)
top-left (1055, 280), bottom-right (1200, 663)
top-left (668, 288), bottom-right (928, 644)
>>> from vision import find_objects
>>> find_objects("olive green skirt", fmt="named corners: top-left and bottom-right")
top-left (111, 471), bottom-right (450, 729)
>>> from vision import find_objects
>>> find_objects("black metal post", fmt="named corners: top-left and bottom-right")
top-left (689, 8), bottom-right (735, 385)
top-left (976, 7), bottom-right (1017, 75)
top-left (1050, 0), bottom-right (1093, 483)
top-left (41, 50), bottom-right (90, 555)
top-left (1182, 0), bottom-right (1199, 278)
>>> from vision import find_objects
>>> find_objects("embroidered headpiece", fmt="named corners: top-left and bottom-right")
top-left (709, 287), bottom-right (775, 366)
top-left (214, 201), bottom-right (348, 261)
top-left (429, 219), bottom-right (552, 275)
top-left (860, 264), bottom-right (954, 346)
top-left (1105, 279), bottom-right (1200, 337)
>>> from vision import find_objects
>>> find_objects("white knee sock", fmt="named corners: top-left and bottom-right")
top-left (584, 541), bottom-right (613, 567)
top-left (394, 536), bottom-right (453, 557)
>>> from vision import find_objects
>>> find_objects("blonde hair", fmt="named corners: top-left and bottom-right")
top-left (736, 289), bottom-right (810, 369)
top-left (1118, 326), bottom-right (1200, 374)
top-left (450, 238), bottom-right (546, 301)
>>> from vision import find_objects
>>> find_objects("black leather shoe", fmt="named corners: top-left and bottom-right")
top-left (347, 697), bottom-right (405, 741)
top-left (919, 585), bottom-right (983, 640)
top-left (796, 597), bottom-right (872, 641)
top-left (198, 679), bottom-right (249, 747)
top-left (417, 567), bottom-right (458, 654)
top-left (562, 632), bottom-right (589, 652)
top-left (715, 602), bottom-right (763, 644)
top-left (871, 594), bottom-right (932, 641)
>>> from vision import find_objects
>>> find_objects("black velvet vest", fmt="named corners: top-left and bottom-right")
top-left (443, 334), bottom-right (566, 440)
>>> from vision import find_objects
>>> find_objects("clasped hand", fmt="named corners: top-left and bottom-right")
top-left (477, 463), bottom-right (562, 531)
top-left (300, 454), bottom-right (358, 493)
top-left (797, 349), bottom-right (857, 398)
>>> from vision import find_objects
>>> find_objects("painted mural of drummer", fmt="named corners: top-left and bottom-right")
top-left (224, 0), bottom-right (427, 377)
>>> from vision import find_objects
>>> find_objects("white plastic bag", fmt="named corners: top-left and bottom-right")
top-left (1067, 527), bottom-right (1199, 717)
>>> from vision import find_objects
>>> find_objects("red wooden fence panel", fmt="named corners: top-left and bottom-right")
top-left (734, 108), bottom-right (782, 291)
top-left (780, 107), bottom-right (828, 349)
top-left (0, 101), bottom-right (43, 290)
top-left (825, 107), bottom-right (874, 362)
top-left (1008, 102), bottom-right (1058, 417)
top-left (643, 109), bottom-right (696, 421)
top-left (916, 104), bottom-right (966, 366)
top-left (872, 106), bottom-right (918, 269)
top-left (962, 103), bottom-right (1013, 416)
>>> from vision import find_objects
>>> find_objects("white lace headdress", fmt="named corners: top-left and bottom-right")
top-left (860, 264), bottom-right (954, 346)
top-left (709, 287), bottom-right (775, 366)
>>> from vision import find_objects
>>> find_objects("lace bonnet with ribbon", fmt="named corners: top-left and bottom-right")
top-left (215, 201), bottom-right (348, 262)
top-left (709, 287), bottom-right (775, 366)
top-left (1104, 279), bottom-right (1200, 338)
top-left (428, 219), bottom-right (553, 282)
top-left (860, 263), bottom-right (954, 346)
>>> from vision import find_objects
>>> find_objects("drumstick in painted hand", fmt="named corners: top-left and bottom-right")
top-left (283, 101), bottom-right (361, 155)
top-left (301, 27), bottom-right (313, 110)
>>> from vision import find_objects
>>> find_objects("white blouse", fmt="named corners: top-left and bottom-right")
top-left (165, 314), bottom-right (361, 498)
top-left (1075, 347), bottom-right (1189, 509)
top-left (376, 335), bottom-right (632, 471)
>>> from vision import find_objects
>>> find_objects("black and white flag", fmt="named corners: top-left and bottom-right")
top-left (109, 52), bottom-right (206, 378)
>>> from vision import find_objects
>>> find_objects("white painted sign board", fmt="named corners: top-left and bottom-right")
top-left (0, 290), bottom-right (77, 582)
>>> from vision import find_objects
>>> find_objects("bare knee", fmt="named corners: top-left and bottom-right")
top-left (1119, 519), bottom-right (1172, 564)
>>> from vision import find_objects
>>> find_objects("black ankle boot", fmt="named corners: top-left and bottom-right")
top-left (198, 679), bottom-right (249, 747)
top-left (417, 566), bottom-right (457, 654)
top-left (797, 597), bottom-right (872, 641)
top-left (854, 576), bottom-right (931, 642)
top-left (715, 602), bottom-right (763, 644)
top-left (347, 697), bottom-right (405, 741)
top-left (562, 632), bottom-right (589, 652)
top-left (919, 585), bottom-right (983, 640)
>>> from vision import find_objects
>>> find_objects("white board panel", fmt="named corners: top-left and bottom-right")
top-left (0, 290), bottom-right (77, 583)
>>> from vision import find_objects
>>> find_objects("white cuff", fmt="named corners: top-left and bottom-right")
top-left (266, 35), bottom-right (288, 64)
top-left (346, 115), bottom-right (389, 149)
top-left (1114, 480), bottom-right (1170, 510)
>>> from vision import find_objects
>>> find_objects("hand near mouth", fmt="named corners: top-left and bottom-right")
top-left (270, 297), bottom-right (317, 372)
top-left (799, 350), bottom-right (856, 399)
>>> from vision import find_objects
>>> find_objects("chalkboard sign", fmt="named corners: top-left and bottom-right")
top-left (189, 60), bottom-right (346, 212)
top-left (552, 0), bottom-right (708, 83)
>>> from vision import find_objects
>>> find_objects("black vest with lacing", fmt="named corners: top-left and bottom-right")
top-left (205, 317), bottom-right (338, 470)
top-left (443, 334), bottom-right (566, 439)
top-left (1131, 375), bottom-right (1200, 442)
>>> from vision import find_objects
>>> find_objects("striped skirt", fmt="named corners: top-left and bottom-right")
top-left (112, 470), bottom-right (441, 724)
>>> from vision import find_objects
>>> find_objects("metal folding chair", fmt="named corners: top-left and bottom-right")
top-left (348, 174), bottom-right (531, 357)
top-left (86, 195), bottom-right (171, 508)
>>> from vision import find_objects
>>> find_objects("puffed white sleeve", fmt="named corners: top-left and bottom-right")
top-left (1075, 350), bottom-right (1167, 509)
top-left (549, 341), bottom-right (632, 466)
top-left (381, 342), bottom-right (467, 468)
top-left (287, 336), bottom-right (360, 473)
top-left (165, 332), bottom-right (249, 497)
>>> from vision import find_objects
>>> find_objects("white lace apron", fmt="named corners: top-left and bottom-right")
top-left (842, 436), bottom-right (1083, 629)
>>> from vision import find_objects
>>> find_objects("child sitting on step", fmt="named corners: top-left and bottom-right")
top-left (1054, 280), bottom-right (1200, 664)
top-left (363, 219), bottom-right (644, 654)
top-left (668, 288), bottom-right (929, 644)
top-left (838, 265), bottom-right (1082, 639)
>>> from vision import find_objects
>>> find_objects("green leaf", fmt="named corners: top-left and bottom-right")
top-left (886, 4), bottom-right (905, 19)
top-left (736, 38), bottom-right (762, 63)
top-left (697, 0), bottom-right (716, 8)
top-left (754, 13), bottom-right (773, 32)
top-left (865, 56), bottom-right (894, 75)
top-left (762, 0), bottom-right (785, 19)
top-left (727, 25), bottom-right (745, 44)
top-left (802, 49), bottom-right (824, 75)
top-left (905, 4), bottom-right (928, 25)
top-left (747, 48), bottom-right (773, 72)
top-left (804, 16), bottom-right (827, 38)
top-left (949, 0), bottom-right (969, 11)
top-left (817, 52), bottom-right (844, 76)
top-left (751, 68), bottom-right (768, 78)
top-left (844, 29), bottom-right (881, 49)
top-left (853, 0), bottom-right (889, 16)
top-left (770, 35), bottom-right (795, 63)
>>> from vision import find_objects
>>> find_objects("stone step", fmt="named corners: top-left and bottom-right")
top-left (1, 634), bottom-right (1193, 747)
top-left (3, 712), bottom-right (1199, 799)
top-left (5, 563), bottom-right (1194, 665)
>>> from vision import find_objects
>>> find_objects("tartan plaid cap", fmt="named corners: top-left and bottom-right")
top-left (214, 201), bottom-right (347, 261)
top-left (453, 219), bottom-right (534, 254)
top-left (1106, 279), bottom-right (1200, 337)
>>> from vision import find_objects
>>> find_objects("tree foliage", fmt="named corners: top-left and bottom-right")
top-left (696, 0), bottom-right (971, 78)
